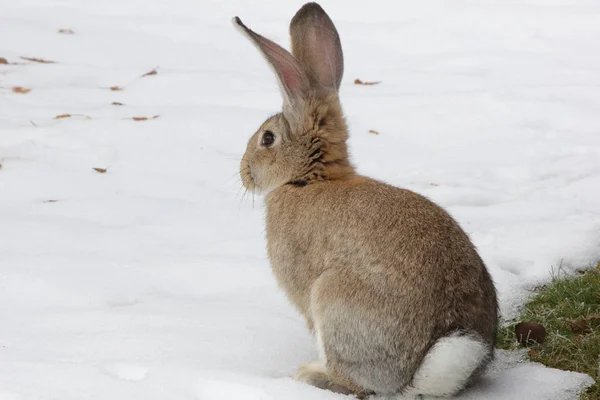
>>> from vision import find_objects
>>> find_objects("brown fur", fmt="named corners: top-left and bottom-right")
top-left (233, 2), bottom-right (498, 397)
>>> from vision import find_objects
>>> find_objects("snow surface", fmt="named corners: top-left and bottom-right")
top-left (1, 0), bottom-right (599, 398)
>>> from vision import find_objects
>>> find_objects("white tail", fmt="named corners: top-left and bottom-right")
top-left (402, 333), bottom-right (489, 398)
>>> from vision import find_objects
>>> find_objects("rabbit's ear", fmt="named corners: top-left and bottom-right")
top-left (290, 3), bottom-right (343, 91)
top-left (233, 17), bottom-right (309, 112)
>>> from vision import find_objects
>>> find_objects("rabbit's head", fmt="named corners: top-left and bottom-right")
top-left (234, 3), bottom-right (354, 193)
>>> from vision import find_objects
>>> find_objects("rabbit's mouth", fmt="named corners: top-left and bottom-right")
top-left (240, 157), bottom-right (258, 192)
top-left (241, 165), bottom-right (277, 195)
top-left (240, 152), bottom-right (287, 195)
top-left (241, 169), bottom-right (255, 191)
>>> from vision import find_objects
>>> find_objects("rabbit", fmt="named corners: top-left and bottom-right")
top-left (232, 2), bottom-right (498, 398)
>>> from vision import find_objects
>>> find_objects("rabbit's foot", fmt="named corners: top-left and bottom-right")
top-left (294, 361), bottom-right (373, 399)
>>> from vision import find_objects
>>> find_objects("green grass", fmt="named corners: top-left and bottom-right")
top-left (497, 263), bottom-right (600, 400)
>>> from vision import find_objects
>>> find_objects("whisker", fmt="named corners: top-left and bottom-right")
top-left (224, 172), bottom-right (242, 185)
top-left (236, 187), bottom-right (245, 219)
top-left (225, 177), bottom-right (243, 186)
top-left (234, 182), bottom-right (244, 202)
top-left (237, 187), bottom-right (248, 217)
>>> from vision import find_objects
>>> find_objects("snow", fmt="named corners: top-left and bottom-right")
top-left (0, 0), bottom-right (599, 398)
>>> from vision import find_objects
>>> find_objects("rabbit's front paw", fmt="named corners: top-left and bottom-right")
top-left (294, 361), bottom-right (372, 398)
top-left (294, 361), bottom-right (331, 389)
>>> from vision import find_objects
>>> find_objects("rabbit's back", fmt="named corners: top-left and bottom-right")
top-left (265, 176), bottom-right (498, 345)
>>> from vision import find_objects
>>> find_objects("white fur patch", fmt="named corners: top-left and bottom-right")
top-left (315, 326), bottom-right (327, 365)
top-left (404, 333), bottom-right (488, 397)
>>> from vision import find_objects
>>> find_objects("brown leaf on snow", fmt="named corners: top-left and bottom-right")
top-left (368, 129), bottom-right (380, 135)
top-left (109, 86), bottom-right (123, 91)
top-left (12, 86), bottom-right (31, 94)
top-left (54, 114), bottom-right (91, 120)
top-left (21, 56), bottom-right (56, 64)
top-left (111, 102), bottom-right (124, 106)
top-left (0, 57), bottom-right (8, 64)
top-left (58, 29), bottom-right (75, 35)
top-left (93, 167), bottom-right (108, 174)
top-left (43, 199), bottom-right (59, 203)
top-left (141, 69), bottom-right (158, 77)
top-left (354, 78), bottom-right (381, 86)
top-left (132, 115), bottom-right (160, 121)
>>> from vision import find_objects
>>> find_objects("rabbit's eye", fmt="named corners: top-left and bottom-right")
top-left (261, 131), bottom-right (275, 147)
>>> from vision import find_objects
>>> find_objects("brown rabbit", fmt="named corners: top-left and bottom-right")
top-left (233, 3), bottom-right (498, 398)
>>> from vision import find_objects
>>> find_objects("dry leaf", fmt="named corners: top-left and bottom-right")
top-left (21, 56), bottom-right (56, 64)
top-left (527, 349), bottom-right (537, 358)
top-left (43, 199), bottom-right (59, 203)
top-left (93, 167), bottom-right (108, 174)
top-left (0, 57), bottom-right (7, 64)
top-left (354, 78), bottom-right (381, 86)
top-left (111, 102), bottom-right (124, 106)
top-left (109, 86), bottom-right (123, 91)
top-left (58, 29), bottom-right (75, 35)
top-left (586, 314), bottom-right (600, 329)
top-left (54, 113), bottom-right (91, 120)
top-left (368, 129), bottom-right (380, 135)
top-left (12, 86), bottom-right (31, 94)
top-left (141, 69), bottom-right (158, 77)
top-left (566, 317), bottom-right (592, 334)
top-left (132, 115), bottom-right (160, 121)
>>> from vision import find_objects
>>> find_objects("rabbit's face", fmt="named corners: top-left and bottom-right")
top-left (240, 113), bottom-right (310, 194)
top-left (235, 2), bottom-right (350, 192)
